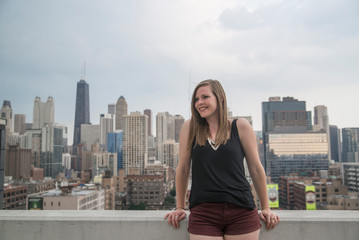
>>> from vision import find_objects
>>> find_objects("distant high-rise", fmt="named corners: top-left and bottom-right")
top-left (115, 96), bottom-right (127, 131)
top-left (262, 97), bottom-right (312, 133)
top-left (73, 79), bottom-right (90, 152)
top-left (144, 109), bottom-right (152, 136)
top-left (14, 114), bottom-right (26, 134)
top-left (342, 128), bottom-right (359, 163)
top-left (108, 104), bottom-right (115, 115)
top-left (313, 105), bottom-right (329, 132)
top-left (108, 131), bottom-right (123, 172)
top-left (123, 112), bottom-right (148, 175)
top-left (265, 132), bottom-right (329, 183)
top-left (80, 124), bottom-right (100, 149)
top-left (156, 112), bottom-right (170, 163)
top-left (23, 129), bottom-right (42, 167)
top-left (174, 115), bottom-right (185, 142)
top-left (41, 124), bottom-right (64, 178)
top-left (1, 100), bottom-right (13, 133)
top-left (329, 125), bottom-right (341, 163)
top-left (100, 114), bottom-right (115, 147)
top-left (32, 96), bottom-right (54, 129)
top-left (162, 139), bottom-right (179, 169)
top-left (261, 97), bottom-right (327, 182)
top-left (5, 144), bottom-right (31, 180)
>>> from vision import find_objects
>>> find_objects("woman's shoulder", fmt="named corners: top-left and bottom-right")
top-left (235, 118), bottom-right (252, 129)
top-left (235, 118), bottom-right (254, 137)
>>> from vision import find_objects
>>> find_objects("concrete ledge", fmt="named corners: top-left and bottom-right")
top-left (0, 210), bottom-right (358, 240)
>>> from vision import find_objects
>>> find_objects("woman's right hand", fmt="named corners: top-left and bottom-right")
top-left (164, 209), bottom-right (187, 229)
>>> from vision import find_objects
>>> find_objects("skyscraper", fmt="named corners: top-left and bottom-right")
top-left (265, 132), bottom-right (329, 183)
top-left (73, 79), bottom-right (90, 153)
top-left (174, 114), bottom-right (185, 142)
top-left (32, 96), bottom-right (54, 129)
top-left (41, 124), bottom-right (64, 178)
top-left (342, 128), bottom-right (359, 163)
top-left (144, 109), bottom-right (152, 136)
top-left (100, 114), bottom-right (115, 147)
top-left (115, 96), bottom-right (127, 131)
top-left (313, 105), bottom-right (331, 160)
top-left (156, 112), bottom-right (168, 163)
top-left (329, 125), bottom-right (341, 163)
top-left (5, 144), bottom-right (31, 180)
top-left (14, 114), bottom-right (26, 134)
top-left (261, 97), bottom-right (329, 182)
top-left (107, 130), bottom-right (123, 172)
top-left (262, 97), bottom-right (312, 134)
top-left (123, 112), bottom-right (148, 175)
top-left (1, 100), bottom-right (12, 133)
top-left (313, 105), bottom-right (329, 132)
top-left (108, 104), bottom-right (115, 115)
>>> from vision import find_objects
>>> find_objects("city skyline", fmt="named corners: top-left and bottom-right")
top-left (1, 0), bottom-right (358, 145)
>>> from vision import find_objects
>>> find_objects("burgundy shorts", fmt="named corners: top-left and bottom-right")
top-left (188, 202), bottom-right (261, 237)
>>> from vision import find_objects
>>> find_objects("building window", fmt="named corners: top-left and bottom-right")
top-left (335, 189), bottom-right (339, 193)
top-left (51, 202), bottom-right (53, 206)
top-left (58, 202), bottom-right (61, 206)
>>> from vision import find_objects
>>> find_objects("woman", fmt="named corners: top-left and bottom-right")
top-left (164, 80), bottom-right (279, 240)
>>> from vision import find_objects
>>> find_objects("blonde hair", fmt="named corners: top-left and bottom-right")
top-left (187, 79), bottom-right (229, 149)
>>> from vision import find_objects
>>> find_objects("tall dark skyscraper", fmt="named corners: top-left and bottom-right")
top-left (73, 79), bottom-right (90, 153)
top-left (330, 125), bottom-right (341, 163)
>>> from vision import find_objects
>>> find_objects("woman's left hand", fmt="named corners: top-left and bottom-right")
top-left (259, 208), bottom-right (280, 230)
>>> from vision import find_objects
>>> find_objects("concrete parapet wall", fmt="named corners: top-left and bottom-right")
top-left (0, 210), bottom-right (358, 240)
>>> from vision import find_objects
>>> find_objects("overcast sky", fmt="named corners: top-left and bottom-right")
top-left (1, 0), bottom-right (358, 145)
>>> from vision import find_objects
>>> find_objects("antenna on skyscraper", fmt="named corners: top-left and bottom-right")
top-left (80, 61), bottom-right (86, 80)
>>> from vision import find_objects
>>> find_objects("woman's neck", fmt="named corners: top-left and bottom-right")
top-left (206, 116), bottom-right (219, 140)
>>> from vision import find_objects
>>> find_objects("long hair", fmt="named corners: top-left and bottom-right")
top-left (187, 79), bottom-right (229, 149)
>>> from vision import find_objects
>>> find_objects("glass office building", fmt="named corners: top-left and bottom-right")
top-left (107, 131), bottom-right (123, 172)
top-left (266, 132), bottom-right (329, 183)
top-left (342, 128), bottom-right (359, 163)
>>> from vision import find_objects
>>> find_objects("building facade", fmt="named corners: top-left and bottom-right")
top-left (125, 175), bottom-right (165, 205)
top-left (3, 184), bottom-right (27, 210)
top-left (123, 112), bottom-right (148, 175)
top-left (342, 128), bottom-right (359, 163)
top-left (107, 131), bottom-right (123, 172)
top-left (5, 144), bottom-right (31, 180)
top-left (342, 163), bottom-right (359, 192)
top-left (100, 114), bottom-right (115, 148)
top-left (41, 124), bottom-right (64, 178)
top-left (266, 132), bottom-right (329, 183)
top-left (14, 114), bottom-right (26, 135)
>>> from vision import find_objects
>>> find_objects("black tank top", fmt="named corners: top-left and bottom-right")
top-left (189, 119), bottom-right (256, 209)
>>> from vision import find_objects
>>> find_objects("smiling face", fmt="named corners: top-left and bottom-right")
top-left (194, 85), bottom-right (219, 120)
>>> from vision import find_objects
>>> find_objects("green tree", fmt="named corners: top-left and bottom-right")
top-left (163, 196), bottom-right (175, 205)
top-left (170, 186), bottom-right (176, 197)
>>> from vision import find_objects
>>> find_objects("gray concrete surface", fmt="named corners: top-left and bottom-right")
top-left (0, 210), bottom-right (358, 240)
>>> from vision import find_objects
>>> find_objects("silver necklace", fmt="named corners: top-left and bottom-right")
top-left (208, 138), bottom-right (219, 150)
